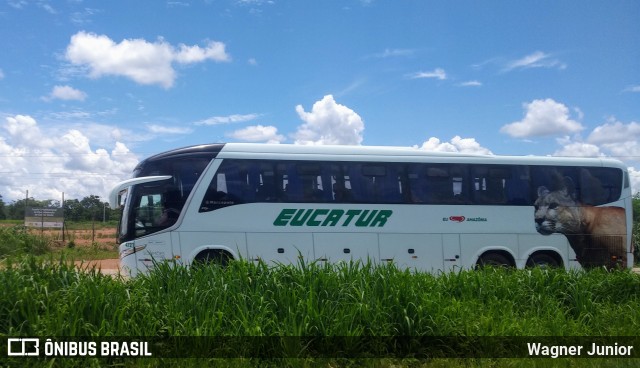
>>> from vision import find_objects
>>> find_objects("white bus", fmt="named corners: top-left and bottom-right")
top-left (109, 143), bottom-right (634, 276)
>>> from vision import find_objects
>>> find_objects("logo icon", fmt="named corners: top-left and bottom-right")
top-left (7, 338), bottom-right (39, 356)
top-left (449, 216), bottom-right (466, 223)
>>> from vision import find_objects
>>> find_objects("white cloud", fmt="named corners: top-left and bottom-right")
top-left (627, 167), bottom-right (640, 195)
top-left (64, 31), bottom-right (231, 88)
top-left (236, 0), bottom-right (274, 5)
top-left (587, 119), bottom-right (640, 145)
top-left (458, 80), bottom-right (482, 87)
top-left (416, 136), bottom-right (493, 155)
top-left (553, 136), bottom-right (604, 158)
top-left (4, 115), bottom-right (52, 148)
top-left (167, 1), bottom-right (191, 7)
top-left (552, 134), bottom-right (640, 194)
top-left (623, 85), bottom-right (640, 93)
top-left (173, 41), bottom-right (230, 63)
top-left (373, 48), bottom-right (414, 58)
top-left (43, 85), bottom-right (87, 101)
top-left (70, 8), bottom-right (101, 25)
top-left (500, 98), bottom-right (584, 138)
top-left (7, 1), bottom-right (27, 9)
top-left (0, 69), bottom-right (4, 80)
top-left (582, 118), bottom-right (640, 161)
top-left (293, 95), bottom-right (364, 145)
top-left (39, 2), bottom-right (56, 14)
top-left (146, 124), bottom-right (193, 135)
top-left (602, 141), bottom-right (640, 162)
top-left (194, 113), bottom-right (261, 126)
top-left (503, 51), bottom-right (566, 71)
top-left (408, 68), bottom-right (447, 80)
top-left (0, 114), bottom-right (138, 201)
top-left (228, 125), bottom-right (284, 144)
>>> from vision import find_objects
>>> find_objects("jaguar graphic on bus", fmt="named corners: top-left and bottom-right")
top-left (109, 143), bottom-right (633, 276)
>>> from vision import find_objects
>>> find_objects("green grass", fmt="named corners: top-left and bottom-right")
top-left (0, 225), bottom-right (51, 258)
top-left (44, 243), bottom-right (118, 261)
top-left (1, 258), bottom-right (640, 367)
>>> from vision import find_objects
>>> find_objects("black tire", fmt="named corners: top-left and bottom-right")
top-left (476, 252), bottom-right (512, 269)
top-left (193, 250), bottom-right (231, 268)
top-left (526, 253), bottom-right (561, 268)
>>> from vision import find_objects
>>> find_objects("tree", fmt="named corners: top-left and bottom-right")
top-left (0, 195), bottom-right (6, 220)
top-left (63, 199), bottom-right (84, 222)
top-left (5, 198), bottom-right (60, 220)
top-left (80, 195), bottom-right (103, 221)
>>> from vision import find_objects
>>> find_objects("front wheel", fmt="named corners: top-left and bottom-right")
top-left (193, 250), bottom-right (232, 268)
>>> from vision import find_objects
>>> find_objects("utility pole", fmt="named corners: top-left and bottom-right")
top-left (62, 192), bottom-right (65, 243)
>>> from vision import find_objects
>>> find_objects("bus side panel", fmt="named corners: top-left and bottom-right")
top-left (379, 233), bottom-right (444, 272)
top-left (246, 232), bottom-right (313, 265)
top-left (124, 232), bottom-right (174, 274)
top-left (442, 234), bottom-right (461, 272)
top-left (313, 233), bottom-right (378, 264)
top-left (178, 231), bottom-right (246, 264)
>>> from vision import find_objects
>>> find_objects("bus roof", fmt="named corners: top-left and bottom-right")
top-left (138, 142), bottom-right (627, 170)
top-left (217, 143), bottom-right (627, 169)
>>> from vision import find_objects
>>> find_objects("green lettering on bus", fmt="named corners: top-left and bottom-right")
top-left (307, 209), bottom-right (329, 226)
top-left (321, 209), bottom-right (344, 226)
top-left (273, 208), bottom-right (296, 226)
top-left (273, 208), bottom-right (393, 227)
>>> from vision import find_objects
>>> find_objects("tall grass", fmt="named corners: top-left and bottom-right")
top-left (3, 258), bottom-right (640, 337)
top-left (1, 258), bottom-right (639, 367)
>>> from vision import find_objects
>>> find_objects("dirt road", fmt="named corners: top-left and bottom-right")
top-left (74, 258), bottom-right (121, 276)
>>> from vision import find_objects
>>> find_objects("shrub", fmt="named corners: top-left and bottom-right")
top-left (0, 225), bottom-right (51, 258)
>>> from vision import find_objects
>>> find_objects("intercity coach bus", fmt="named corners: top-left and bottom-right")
top-left (109, 143), bottom-right (634, 276)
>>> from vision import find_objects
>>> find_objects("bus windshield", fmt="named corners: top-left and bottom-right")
top-left (117, 156), bottom-right (214, 243)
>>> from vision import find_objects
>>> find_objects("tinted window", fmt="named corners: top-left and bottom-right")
top-left (406, 164), bottom-right (470, 204)
top-left (199, 159), bottom-right (623, 211)
top-left (530, 166), bottom-right (622, 206)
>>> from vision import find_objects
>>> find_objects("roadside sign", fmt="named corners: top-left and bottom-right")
top-left (25, 207), bottom-right (64, 228)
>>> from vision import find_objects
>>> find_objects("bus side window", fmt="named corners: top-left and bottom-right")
top-left (472, 166), bottom-right (508, 205)
top-left (425, 166), bottom-right (453, 204)
top-left (255, 165), bottom-right (277, 202)
top-left (344, 164), bottom-right (367, 202)
top-left (200, 165), bottom-right (233, 212)
top-left (357, 164), bottom-right (403, 203)
top-left (504, 165), bottom-right (531, 205)
top-left (578, 167), bottom-right (622, 205)
top-left (407, 170), bottom-right (428, 203)
top-left (199, 159), bottom-right (254, 212)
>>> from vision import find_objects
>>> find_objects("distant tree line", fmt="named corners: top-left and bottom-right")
top-left (0, 192), bottom-right (638, 228)
top-left (0, 194), bottom-right (117, 222)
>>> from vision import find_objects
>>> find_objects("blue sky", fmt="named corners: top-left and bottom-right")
top-left (0, 0), bottom-right (639, 201)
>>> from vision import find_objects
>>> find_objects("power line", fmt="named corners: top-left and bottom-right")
top-left (0, 172), bottom-right (128, 177)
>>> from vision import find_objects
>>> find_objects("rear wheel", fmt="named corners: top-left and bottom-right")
top-left (526, 252), bottom-right (561, 268)
top-left (476, 252), bottom-right (512, 269)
